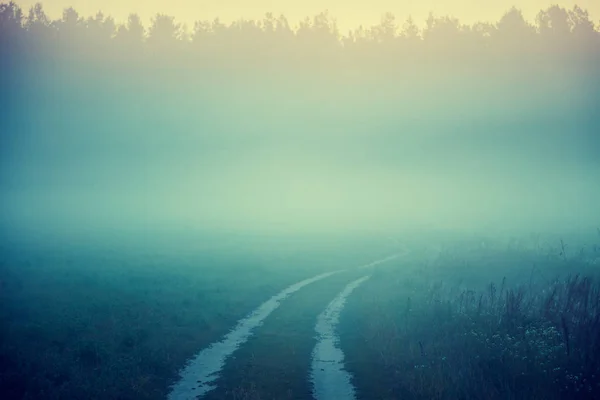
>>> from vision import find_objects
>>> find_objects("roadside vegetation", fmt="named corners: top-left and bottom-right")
top-left (341, 233), bottom-right (600, 400)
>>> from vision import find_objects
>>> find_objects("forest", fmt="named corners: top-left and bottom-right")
top-left (1, 3), bottom-right (599, 74)
top-left (1, 3), bottom-right (598, 152)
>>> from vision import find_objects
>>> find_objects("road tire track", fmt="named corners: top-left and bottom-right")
top-left (203, 270), bottom-right (368, 400)
top-left (168, 271), bottom-right (341, 400)
top-left (168, 253), bottom-right (404, 400)
top-left (310, 275), bottom-right (371, 400)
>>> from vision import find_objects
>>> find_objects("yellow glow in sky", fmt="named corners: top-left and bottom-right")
top-left (13, 0), bottom-right (600, 32)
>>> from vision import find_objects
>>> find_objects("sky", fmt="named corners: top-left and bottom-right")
top-left (13, 0), bottom-right (600, 32)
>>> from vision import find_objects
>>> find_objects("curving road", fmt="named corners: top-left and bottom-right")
top-left (168, 252), bottom-right (408, 400)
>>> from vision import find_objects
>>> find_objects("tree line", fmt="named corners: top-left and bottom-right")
top-left (0, 2), bottom-right (599, 164)
top-left (1, 1), bottom-right (599, 75)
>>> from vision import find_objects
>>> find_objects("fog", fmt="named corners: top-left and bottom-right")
top-left (2, 71), bottom-right (599, 244)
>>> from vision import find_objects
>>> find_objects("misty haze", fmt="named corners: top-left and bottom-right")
top-left (1, 2), bottom-right (600, 400)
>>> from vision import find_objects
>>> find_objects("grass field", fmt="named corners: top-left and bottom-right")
top-left (1, 230), bottom-right (599, 399)
top-left (0, 230), bottom-right (391, 400)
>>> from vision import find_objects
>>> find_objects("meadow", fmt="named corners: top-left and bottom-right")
top-left (2, 230), bottom-right (598, 399)
top-left (0, 230), bottom-right (390, 399)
